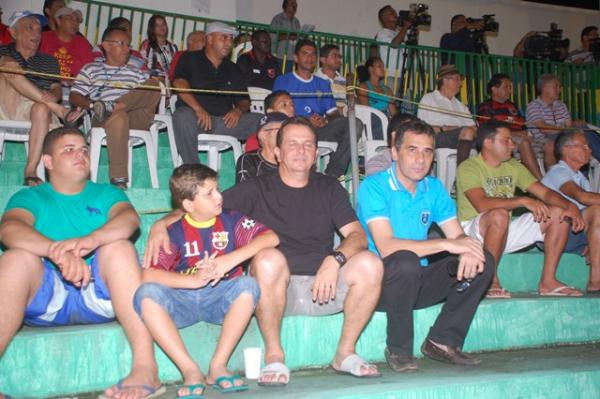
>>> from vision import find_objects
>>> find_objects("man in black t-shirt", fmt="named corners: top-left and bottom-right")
top-left (145, 116), bottom-right (383, 386)
top-left (235, 111), bottom-right (286, 183)
top-left (172, 22), bottom-right (262, 164)
top-left (236, 30), bottom-right (281, 90)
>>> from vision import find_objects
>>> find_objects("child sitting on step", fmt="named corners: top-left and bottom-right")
top-left (134, 164), bottom-right (279, 398)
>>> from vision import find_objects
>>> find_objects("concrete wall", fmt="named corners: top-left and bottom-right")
top-left (2, 0), bottom-right (598, 56)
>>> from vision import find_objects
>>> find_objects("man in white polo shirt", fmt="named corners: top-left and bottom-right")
top-left (417, 64), bottom-right (476, 166)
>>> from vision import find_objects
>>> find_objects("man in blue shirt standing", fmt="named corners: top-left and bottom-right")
top-left (273, 38), bottom-right (363, 178)
top-left (357, 118), bottom-right (494, 373)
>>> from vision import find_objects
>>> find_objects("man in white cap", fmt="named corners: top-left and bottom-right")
top-left (40, 6), bottom-right (92, 79)
top-left (172, 21), bottom-right (262, 165)
top-left (0, 10), bottom-right (82, 186)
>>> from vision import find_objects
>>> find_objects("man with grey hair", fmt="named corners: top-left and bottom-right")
top-left (542, 130), bottom-right (600, 294)
top-left (172, 22), bottom-right (261, 165)
top-left (0, 11), bottom-right (81, 186)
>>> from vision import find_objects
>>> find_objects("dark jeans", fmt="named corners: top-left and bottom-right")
top-left (378, 250), bottom-right (494, 356)
top-left (173, 105), bottom-right (262, 165)
top-left (316, 116), bottom-right (363, 177)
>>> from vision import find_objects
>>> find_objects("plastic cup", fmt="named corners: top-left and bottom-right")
top-left (243, 347), bottom-right (262, 379)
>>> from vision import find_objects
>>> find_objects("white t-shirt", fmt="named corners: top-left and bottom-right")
top-left (376, 28), bottom-right (404, 75)
top-left (417, 90), bottom-right (475, 127)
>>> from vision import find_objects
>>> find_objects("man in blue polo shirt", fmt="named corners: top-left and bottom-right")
top-left (357, 117), bottom-right (494, 373)
top-left (273, 38), bottom-right (362, 178)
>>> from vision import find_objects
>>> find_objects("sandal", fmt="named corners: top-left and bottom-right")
top-left (177, 383), bottom-right (205, 398)
top-left (62, 107), bottom-right (86, 128)
top-left (331, 354), bottom-right (381, 378)
top-left (257, 362), bottom-right (290, 387)
top-left (210, 375), bottom-right (248, 393)
top-left (110, 177), bottom-right (128, 190)
top-left (486, 287), bottom-right (512, 299)
top-left (23, 176), bottom-right (43, 186)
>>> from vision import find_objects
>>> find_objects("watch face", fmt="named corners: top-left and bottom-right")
top-left (333, 251), bottom-right (346, 266)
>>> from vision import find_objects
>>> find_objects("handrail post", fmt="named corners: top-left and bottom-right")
top-left (347, 90), bottom-right (359, 206)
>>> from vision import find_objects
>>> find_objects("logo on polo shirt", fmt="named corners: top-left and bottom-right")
top-left (420, 211), bottom-right (431, 225)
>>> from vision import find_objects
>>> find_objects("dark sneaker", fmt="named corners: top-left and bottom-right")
top-left (384, 347), bottom-right (418, 373)
top-left (92, 101), bottom-right (112, 125)
top-left (421, 339), bottom-right (481, 366)
top-left (110, 177), bottom-right (128, 190)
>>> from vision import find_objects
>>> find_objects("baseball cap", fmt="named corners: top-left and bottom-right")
top-left (205, 21), bottom-right (238, 37)
top-left (257, 112), bottom-right (288, 131)
top-left (54, 7), bottom-right (83, 22)
top-left (8, 10), bottom-right (35, 27)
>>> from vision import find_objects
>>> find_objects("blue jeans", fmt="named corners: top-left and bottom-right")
top-left (133, 276), bottom-right (260, 327)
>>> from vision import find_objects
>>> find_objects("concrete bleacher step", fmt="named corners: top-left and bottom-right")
top-left (123, 344), bottom-right (600, 399)
top-left (2, 295), bottom-right (599, 397)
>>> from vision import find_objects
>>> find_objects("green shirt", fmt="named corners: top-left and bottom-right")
top-left (456, 154), bottom-right (537, 221)
top-left (5, 181), bottom-right (129, 242)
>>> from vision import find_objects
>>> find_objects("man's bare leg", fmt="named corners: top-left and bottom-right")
top-left (514, 132), bottom-right (543, 180)
top-left (0, 249), bottom-right (44, 356)
top-left (98, 240), bottom-right (160, 399)
top-left (25, 103), bottom-right (51, 180)
top-left (538, 206), bottom-right (578, 294)
top-left (0, 66), bottom-right (69, 118)
top-left (0, 250), bottom-right (45, 398)
top-left (249, 248), bottom-right (289, 384)
top-left (583, 206), bottom-right (600, 291)
top-left (331, 251), bottom-right (383, 376)
top-left (477, 209), bottom-right (510, 295)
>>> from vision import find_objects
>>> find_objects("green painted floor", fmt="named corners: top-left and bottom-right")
top-left (69, 344), bottom-right (600, 399)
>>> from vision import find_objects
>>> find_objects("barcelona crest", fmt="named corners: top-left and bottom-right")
top-left (212, 231), bottom-right (229, 251)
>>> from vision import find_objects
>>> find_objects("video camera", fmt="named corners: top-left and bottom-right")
top-left (466, 14), bottom-right (499, 33)
top-left (524, 23), bottom-right (570, 62)
top-left (398, 3), bottom-right (432, 28)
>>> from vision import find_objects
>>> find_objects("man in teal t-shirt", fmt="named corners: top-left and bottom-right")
top-left (0, 127), bottom-right (164, 398)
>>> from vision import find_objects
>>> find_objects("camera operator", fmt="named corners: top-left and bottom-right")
top-left (566, 26), bottom-right (598, 64)
top-left (440, 14), bottom-right (484, 55)
top-left (375, 5), bottom-right (412, 85)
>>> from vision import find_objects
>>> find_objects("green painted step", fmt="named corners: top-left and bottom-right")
top-left (166, 344), bottom-right (600, 399)
top-left (1, 295), bottom-right (599, 397)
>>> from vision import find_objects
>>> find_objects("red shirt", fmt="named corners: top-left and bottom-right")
top-left (40, 30), bottom-right (93, 78)
top-left (0, 24), bottom-right (12, 45)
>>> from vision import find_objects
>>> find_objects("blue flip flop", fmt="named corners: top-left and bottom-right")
top-left (211, 374), bottom-right (249, 393)
top-left (176, 383), bottom-right (206, 398)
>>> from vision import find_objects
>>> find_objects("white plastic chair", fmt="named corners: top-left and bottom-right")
top-left (166, 96), bottom-right (244, 170)
top-left (354, 105), bottom-right (388, 165)
top-left (316, 141), bottom-right (338, 173)
top-left (433, 148), bottom-right (478, 192)
top-left (231, 42), bottom-right (253, 63)
top-left (588, 157), bottom-right (600, 192)
top-left (153, 83), bottom-right (180, 167)
top-left (198, 134), bottom-right (243, 171)
top-left (433, 148), bottom-right (458, 192)
top-left (89, 122), bottom-right (161, 188)
top-left (248, 86), bottom-right (271, 114)
top-left (0, 120), bottom-right (45, 180)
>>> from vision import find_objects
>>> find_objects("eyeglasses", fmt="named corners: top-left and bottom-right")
top-left (103, 39), bottom-right (130, 47)
top-left (566, 143), bottom-right (591, 150)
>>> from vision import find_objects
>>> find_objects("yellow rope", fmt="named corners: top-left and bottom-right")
top-left (0, 65), bottom-right (586, 132)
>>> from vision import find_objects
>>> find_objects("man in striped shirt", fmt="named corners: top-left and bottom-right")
top-left (70, 26), bottom-right (161, 189)
top-left (0, 11), bottom-right (76, 186)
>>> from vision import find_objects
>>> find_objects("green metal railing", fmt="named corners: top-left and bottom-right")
top-left (74, 0), bottom-right (599, 124)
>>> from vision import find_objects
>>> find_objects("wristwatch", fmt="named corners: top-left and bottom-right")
top-left (330, 250), bottom-right (347, 267)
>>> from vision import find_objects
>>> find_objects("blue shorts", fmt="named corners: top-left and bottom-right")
top-left (25, 254), bottom-right (115, 327)
top-left (133, 276), bottom-right (260, 328)
top-left (565, 230), bottom-right (587, 256)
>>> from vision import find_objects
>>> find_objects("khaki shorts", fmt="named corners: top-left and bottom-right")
top-left (461, 212), bottom-right (544, 253)
top-left (285, 274), bottom-right (349, 316)
top-left (0, 95), bottom-right (60, 127)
